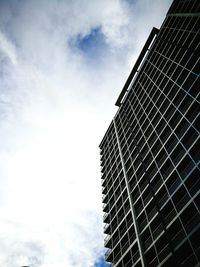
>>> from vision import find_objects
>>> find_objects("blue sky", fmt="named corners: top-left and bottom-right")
top-left (0, 0), bottom-right (172, 266)
top-left (94, 256), bottom-right (110, 267)
top-left (76, 27), bottom-right (105, 56)
top-left (69, 26), bottom-right (110, 67)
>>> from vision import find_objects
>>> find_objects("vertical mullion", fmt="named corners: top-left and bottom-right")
top-left (113, 118), bottom-right (146, 267)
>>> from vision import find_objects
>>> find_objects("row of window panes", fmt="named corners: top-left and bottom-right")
top-left (132, 159), bottom-right (196, 230)
top-left (103, 169), bottom-right (125, 204)
top-left (168, 0), bottom-right (200, 14)
top-left (111, 223), bottom-right (136, 260)
top-left (121, 118), bottom-right (198, 196)
top-left (164, 12), bottom-right (199, 32)
top-left (104, 209), bottom-right (133, 251)
top-left (139, 192), bottom-right (200, 257)
top-left (105, 199), bottom-right (130, 235)
top-left (102, 154), bottom-right (123, 188)
top-left (134, 163), bottom-right (199, 235)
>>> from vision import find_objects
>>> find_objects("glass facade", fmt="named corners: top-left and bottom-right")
top-left (100, 0), bottom-right (200, 266)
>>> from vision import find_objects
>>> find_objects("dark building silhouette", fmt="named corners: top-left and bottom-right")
top-left (100, 0), bottom-right (200, 266)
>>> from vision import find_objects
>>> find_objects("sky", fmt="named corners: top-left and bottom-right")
top-left (0, 1), bottom-right (172, 266)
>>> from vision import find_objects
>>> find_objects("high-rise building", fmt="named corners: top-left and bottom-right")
top-left (99, 1), bottom-right (200, 266)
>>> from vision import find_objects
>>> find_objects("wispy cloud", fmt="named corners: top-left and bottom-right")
top-left (0, 0), bottom-right (172, 266)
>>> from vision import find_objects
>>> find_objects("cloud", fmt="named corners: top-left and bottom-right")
top-left (0, 219), bottom-right (45, 267)
top-left (0, 31), bottom-right (17, 66)
top-left (0, 211), bottom-right (104, 267)
top-left (0, 0), bottom-right (172, 266)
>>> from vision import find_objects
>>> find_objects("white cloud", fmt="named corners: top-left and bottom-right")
top-left (0, 32), bottom-right (17, 65)
top-left (0, 0), bottom-right (172, 266)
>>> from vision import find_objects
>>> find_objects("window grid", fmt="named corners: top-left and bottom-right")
top-left (100, 3), bottom-right (200, 265)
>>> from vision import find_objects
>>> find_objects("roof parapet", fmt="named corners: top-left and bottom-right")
top-left (115, 27), bottom-right (159, 107)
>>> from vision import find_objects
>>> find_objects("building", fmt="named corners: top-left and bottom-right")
top-left (99, 0), bottom-right (200, 266)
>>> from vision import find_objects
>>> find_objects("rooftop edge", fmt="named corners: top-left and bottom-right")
top-left (115, 27), bottom-right (159, 107)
